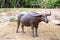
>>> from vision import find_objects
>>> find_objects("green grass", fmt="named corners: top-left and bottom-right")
top-left (0, 8), bottom-right (60, 13)
top-left (0, 8), bottom-right (41, 12)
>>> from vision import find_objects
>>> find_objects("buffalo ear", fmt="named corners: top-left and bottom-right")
top-left (36, 15), bottom-right (42, 17)
top-left (39, 15), bottom-right (42, 17)
top-left (36, 14), bottom-right (42, 17)
top-left (34, 14), bottom-right (42, 17)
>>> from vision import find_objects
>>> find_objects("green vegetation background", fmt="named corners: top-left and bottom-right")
top-left (0, 0), bottom-right (60, 8)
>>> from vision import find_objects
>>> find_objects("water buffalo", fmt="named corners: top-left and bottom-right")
top-left (16, 11), bottom-right (51, 37)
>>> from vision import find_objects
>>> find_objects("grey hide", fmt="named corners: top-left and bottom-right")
top-left (16, 11), bottom-right (51, 37)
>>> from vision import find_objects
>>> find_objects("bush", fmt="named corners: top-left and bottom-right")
top-left (54, 0), bottom-right (60, 8)
top-left (9, 17), bottom-right (17, 22)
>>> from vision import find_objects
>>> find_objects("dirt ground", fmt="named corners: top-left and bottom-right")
top-left (0, 22), bottom-right (60, 40)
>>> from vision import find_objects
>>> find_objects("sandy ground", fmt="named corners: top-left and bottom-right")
top-left (0, 22), bottom-right (60, 40)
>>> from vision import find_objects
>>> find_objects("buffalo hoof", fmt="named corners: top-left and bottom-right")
top-left (32, 35), bottom-right (39, 37)
top-left (35, 34), bottom-right (39, 37)
top-left (32, 35), bottom-right (35, 37)
top-left (32, 34), bottom-right (39, 37)
top-left (16, 31), bottom-right (18, 33)
top-left (22, 32), bottom-right (25, 34)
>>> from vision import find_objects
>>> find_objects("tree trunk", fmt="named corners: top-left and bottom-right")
top-left (1, 0), bottom-right (5, 8)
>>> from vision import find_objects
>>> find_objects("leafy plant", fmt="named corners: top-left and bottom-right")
top-left (9, 17), bottom-right (17, 22)
top-left (0, 0), bottom-right (60, 8)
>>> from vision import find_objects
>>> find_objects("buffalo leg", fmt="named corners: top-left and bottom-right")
top-left (16, 20), bottom-right (20, 33)
top-left (31, 26), bottom-right (35, 37)
top-left (21, 24), bottom-right (25, 33)
top-left (30, 21), bottom-right (35, 37)
top-left (35, 26), bottom-right (39, 37)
